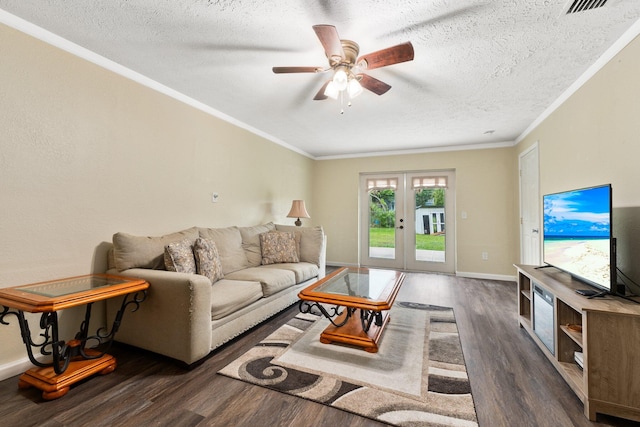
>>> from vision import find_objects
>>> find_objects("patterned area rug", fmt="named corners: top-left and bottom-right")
top-left (218, 302), bottom-right (478, 426)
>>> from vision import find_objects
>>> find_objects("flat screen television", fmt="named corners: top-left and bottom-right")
top-left (542, 184), bottom-right (613, 293)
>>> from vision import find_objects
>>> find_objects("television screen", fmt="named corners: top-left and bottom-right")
top-left (542, 184), bottom-right (612, 291)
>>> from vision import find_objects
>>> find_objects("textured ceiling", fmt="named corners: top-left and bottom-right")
top-left (1, 1), bottom-right (639, 158)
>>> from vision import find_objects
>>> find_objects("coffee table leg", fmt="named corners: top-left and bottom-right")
top-left (319, 309), bottom-right (390, 352)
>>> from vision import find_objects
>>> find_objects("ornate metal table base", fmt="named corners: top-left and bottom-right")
top-left (299, 300), bottom-right (390, 353)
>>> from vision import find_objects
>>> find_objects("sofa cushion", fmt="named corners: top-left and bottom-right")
top-left (164, 239), bottom-right (197, 274)
top-left (238, 222), bottom-right (275, 267)
top-left (275, 225), bottom-right (324, 267)
top-left (112, 227), bottom-right (199, 271)
top-left (210, 279), bottom-right (263, 320)
top-left (259, 262), bottom-right (319, 283)
top-left (198, 226), bottom-right (250, 275)
top-left (193, 238), bottom-right (224, 283)
top-left (224, 267), bottom-right (296, 297)
top-left (259, 231), bottom-right (299, 265)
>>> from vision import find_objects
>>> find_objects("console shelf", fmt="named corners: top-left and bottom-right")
top-left (515, 264), bottom-right (640, 422)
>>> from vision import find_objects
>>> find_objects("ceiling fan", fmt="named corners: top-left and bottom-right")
top-left (273, 25), bottom-right (414, 103)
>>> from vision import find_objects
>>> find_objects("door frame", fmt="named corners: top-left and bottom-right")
top-left (519, 142), bottom-right (541, 265)
top-left (359, 170), bottom-right (456, 273)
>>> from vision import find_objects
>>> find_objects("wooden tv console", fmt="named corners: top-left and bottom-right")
top-left (515, 264), bottom-right (640, 422)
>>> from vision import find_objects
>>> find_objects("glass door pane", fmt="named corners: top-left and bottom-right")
top-left (414, 188), bottom-right (445, 263)
top-left (368, 188), bottom-right (396, 259)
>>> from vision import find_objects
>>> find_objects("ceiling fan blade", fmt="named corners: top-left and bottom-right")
top-left (272, 66), bottom-right (323, 74)
top-left (357, 42), bottom-right (414, 70)
top-left (313, 81), bottom-right (330, 100)
top-left (312, 25), bottom-right (345, 61)
top-left (358, 74), bottom-right (392, 95)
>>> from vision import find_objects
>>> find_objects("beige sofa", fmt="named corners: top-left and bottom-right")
top-left (105, 223), bottom-right (325, 366)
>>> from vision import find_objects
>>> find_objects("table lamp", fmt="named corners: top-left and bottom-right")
top-left (287, 200), bottom-right (310, 226)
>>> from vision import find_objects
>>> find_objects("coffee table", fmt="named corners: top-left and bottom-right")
top-left (298, 267), bottom-right (405, 353)
top-left (0, 274), bottom-right (148, 400)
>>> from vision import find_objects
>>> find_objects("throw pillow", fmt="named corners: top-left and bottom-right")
top-left (259, 231), bottom-right (299, 265)
top-left (164, 239), bottom-right (197, 274)
top-left (194, 238), bottom-right (224, 283)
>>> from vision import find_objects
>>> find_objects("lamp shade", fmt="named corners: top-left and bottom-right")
top-left (287, 200), bottom-right (310, 226)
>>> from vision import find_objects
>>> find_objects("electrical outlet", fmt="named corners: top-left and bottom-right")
top-left (482, 252), bottom-right (489, 260)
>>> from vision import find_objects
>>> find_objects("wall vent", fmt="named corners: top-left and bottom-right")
top-left (565, 0), bottom-right (609, 14)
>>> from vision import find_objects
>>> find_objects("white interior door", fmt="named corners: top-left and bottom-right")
top-left (520, 143), bottom-right (541, 265)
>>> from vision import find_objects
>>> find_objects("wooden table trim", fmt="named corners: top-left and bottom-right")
top-left (0, 274), bottom-right (148, 312)
top-left (298, 267), bottom-right (405, 310)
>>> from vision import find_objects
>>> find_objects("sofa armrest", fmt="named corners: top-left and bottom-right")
top-left (318, 233), bottom-right (327, 279)
top-left (106, 268), bottom-right (212, 365)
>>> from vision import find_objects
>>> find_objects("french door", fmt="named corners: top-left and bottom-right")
top-left (359, 171), bottom-right (455, 273)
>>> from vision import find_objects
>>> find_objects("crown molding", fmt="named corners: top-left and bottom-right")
top-left (0, 9), bottom-right (314, 160)
top-left (516, 17), bottom-right (640, 145)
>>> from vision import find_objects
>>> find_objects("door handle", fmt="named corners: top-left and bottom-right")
top-left (532, 229), bottom-right (539, 233)
top-left (397, 225), bottom-right (404, 230)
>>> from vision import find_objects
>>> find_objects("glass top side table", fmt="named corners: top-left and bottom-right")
top-left (0, 274), bottom-right (149, 400)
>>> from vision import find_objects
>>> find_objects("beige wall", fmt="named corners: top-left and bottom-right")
top-left (0, 24), bottom-right (313, 372)
top-left (312, 147), bottom-right (518, 276)
top-left (516, 35), bottom-right (640, 289)
top-left (517, 35), bottom-right (640, 204)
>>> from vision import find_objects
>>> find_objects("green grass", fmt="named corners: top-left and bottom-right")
top-left (369, 227), bottom-right (445, 250)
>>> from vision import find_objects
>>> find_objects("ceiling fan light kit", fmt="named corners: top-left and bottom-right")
top-left (332, 67), bottom-right (349, 91)
top-left (273, 25), bottom-right (414, 113)
top-left (324, 67), bottom-right (363, 100)
top-left (347, 78), bottom-right (363, 98)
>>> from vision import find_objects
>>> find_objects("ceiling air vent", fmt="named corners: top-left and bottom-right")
top-left (565, 0), bottom-right (609, 14)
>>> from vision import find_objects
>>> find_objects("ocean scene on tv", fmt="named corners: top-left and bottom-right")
top-left (543, 185), bottom-right (611, 289)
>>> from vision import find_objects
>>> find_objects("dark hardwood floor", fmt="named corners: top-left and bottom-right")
top-left (1, 270), bottom-right (638, 427)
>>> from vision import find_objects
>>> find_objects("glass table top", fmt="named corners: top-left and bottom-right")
top-left (313, 268), bottom-right (399, 300)
top-left (17, 276), bottom-right (130, 298)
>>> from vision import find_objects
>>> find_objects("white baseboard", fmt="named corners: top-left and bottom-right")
top-left (456, 271), bottom-right (516, 282)
top-left (327, 261), bottom-right (359, 268)
top-left (0, 356), bottom-right (38, 381)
